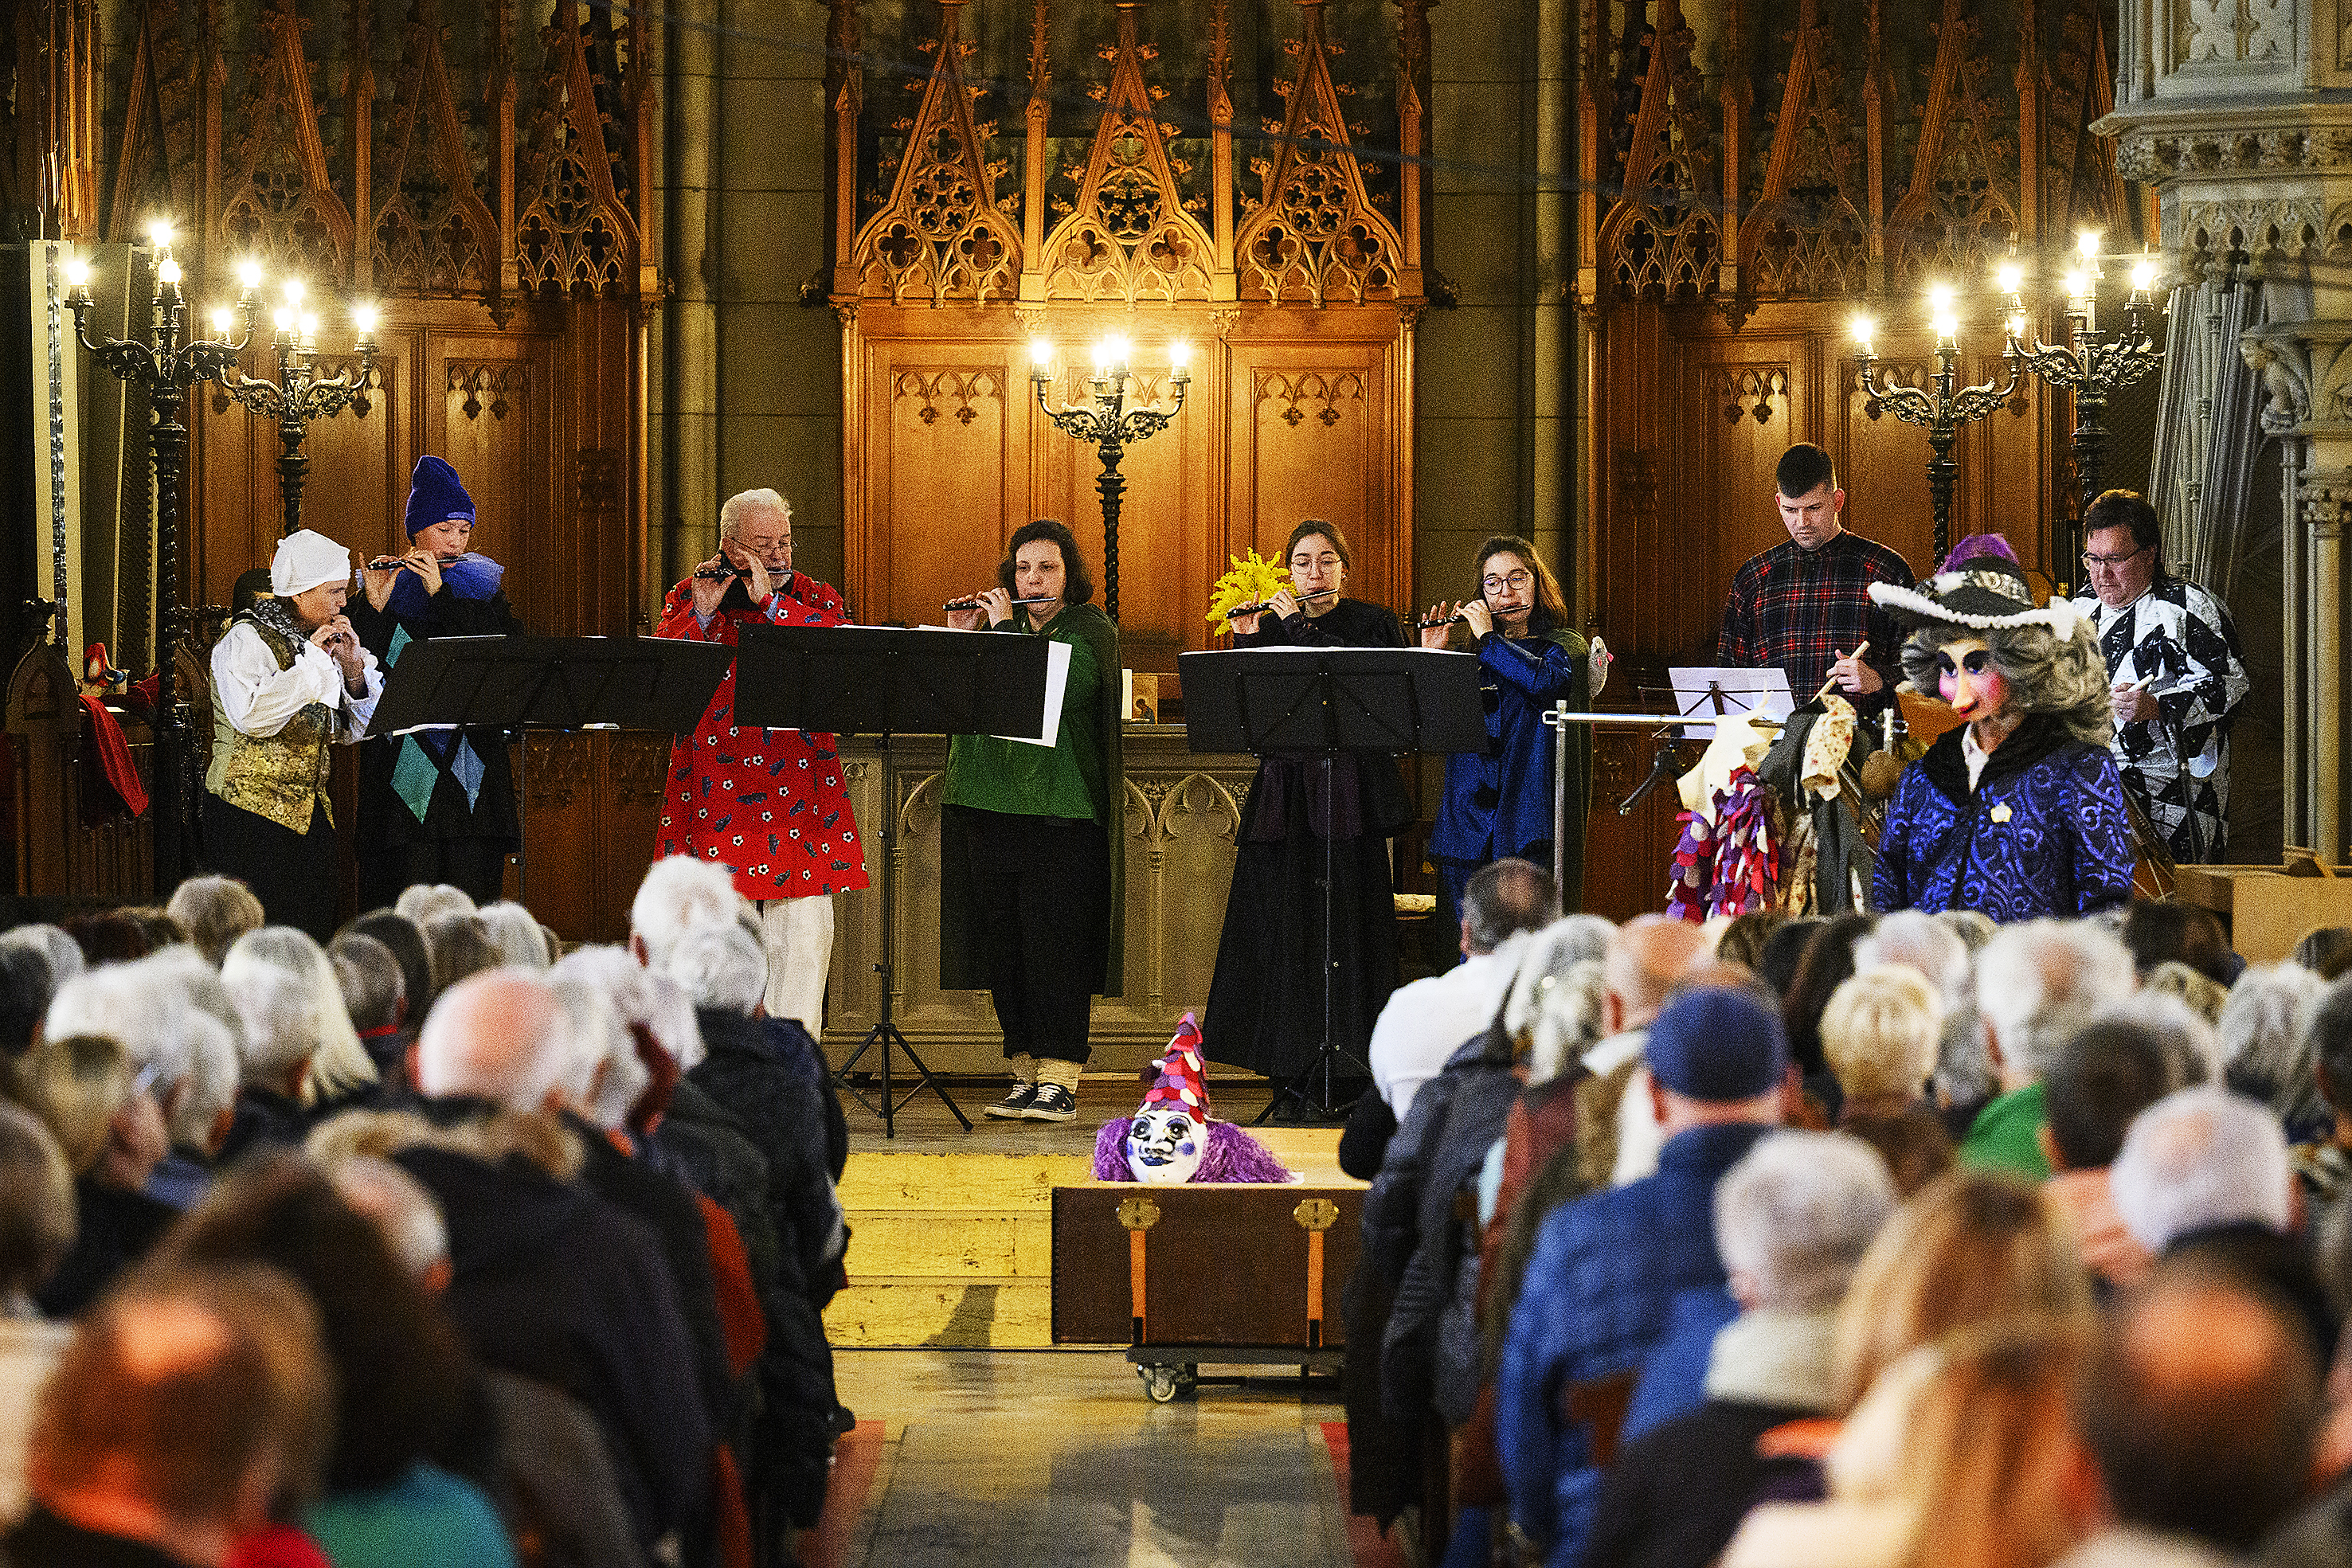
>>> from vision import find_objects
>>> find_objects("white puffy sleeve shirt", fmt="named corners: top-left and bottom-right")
top-left (210, 621), bottom-right (383, 741)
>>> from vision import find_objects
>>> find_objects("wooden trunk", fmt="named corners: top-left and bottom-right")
top-left (1051, 1183), bottom-right (1363, 1353)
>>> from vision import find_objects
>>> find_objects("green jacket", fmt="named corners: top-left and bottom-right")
top-left (1959, 1082), bottom-right (2052, 1182)
top-left (937, 602), bottom-right (1125, 997)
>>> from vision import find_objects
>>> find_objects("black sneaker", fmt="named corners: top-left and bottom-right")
top-left (984, 1082), bottom-right (1037, 1119)
top-left (1022, 1083), bottom-right (1078, 1122)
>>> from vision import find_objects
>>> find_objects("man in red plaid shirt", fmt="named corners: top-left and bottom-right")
top-left (1716, 444), bottom-right (1913, 706)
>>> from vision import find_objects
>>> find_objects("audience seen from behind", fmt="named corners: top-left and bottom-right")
top-left (18, 858), bottom-right (2352, 1568)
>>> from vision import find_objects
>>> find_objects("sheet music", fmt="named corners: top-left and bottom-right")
top-left (994, 638), bottom-right (1070, 747)
top-left (1668, 666), bottom-right (1795, 741)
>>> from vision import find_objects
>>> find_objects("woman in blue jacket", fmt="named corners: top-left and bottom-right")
top-left (1420, 535), bottom-right (1590, 937)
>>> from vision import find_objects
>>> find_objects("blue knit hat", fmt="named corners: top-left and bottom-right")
top-left (404, 456), bottom-right (475, 539)
top-left (1644, 987), bottom-right (1789, 1102)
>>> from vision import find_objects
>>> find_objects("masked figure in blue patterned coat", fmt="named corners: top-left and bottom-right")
top-left (1868, 535), bottom-right (2135, 923)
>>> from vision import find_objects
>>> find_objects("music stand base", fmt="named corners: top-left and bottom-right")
top-left (835, 1021), bottom-right (972, 1137)
top-left (1253, 1044), bottom-right (1369, 1124)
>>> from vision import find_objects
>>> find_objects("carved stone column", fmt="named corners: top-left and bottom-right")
top-left (2098, 3), bottom-right (2352, 863)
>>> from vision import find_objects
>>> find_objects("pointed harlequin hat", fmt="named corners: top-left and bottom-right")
top-left (1139, 1013), bottom-right (1211, 1120)
top-left (1869, 533), bottom-right (2081, 641)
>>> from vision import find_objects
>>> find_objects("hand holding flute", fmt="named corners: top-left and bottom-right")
top-left (944, 586), bottom-right (1016, 631)
top-left (1416, 599), bottom-right (1493, 647)
top-left (689, 544), bottom-right (773, 619)
top-left (360, 549), bottom-right (445, 611)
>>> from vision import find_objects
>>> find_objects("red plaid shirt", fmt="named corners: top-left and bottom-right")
top-left (1716, 530), bottom-right (1913, 699)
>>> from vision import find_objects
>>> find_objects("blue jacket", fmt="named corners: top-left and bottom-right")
top-left (1431, 626), bottom-right (1585, 864)
top-left (1872, 714), bottom-right (2135, 923)
top-left (1496, 1120), bottom-right (1775, 1568)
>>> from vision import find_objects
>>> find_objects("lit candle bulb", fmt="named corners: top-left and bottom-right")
top-left (299, 311), bottom-right (319, 345)
top-left (2076, 229), bottom-right (2102, 262)
top-left (1850, 311), bottom-right (1875, 357)
top-left (65, 256), bottom-right (90, 289)
top-left (282, 278), bottom-right (305, 307)
top-left (1169, 341), bottom-right (1191, 382)
top-left (272, 307), bottom-right (294, 342)
top-left (1995, 262), bottom-right (2022, 297)
top-left (2064, 269), bottom-right (2090, 303)
top-left (2007, 309), bottom-right (2028, 343)
top-left (209, 306), bottom-right (236, 335)
top-left (352, 303), bottom-right (379, 341)
top-left (237, 258), bottom-right (263, 294)
top-left (1030, 338), bottom-right (1053, 381)
top-left (148, 218), bottom-right (174, 250)
top-left (157, 256), bottom-right (181, 287)
top-left (2130, 254), bottom-right (2158, 295)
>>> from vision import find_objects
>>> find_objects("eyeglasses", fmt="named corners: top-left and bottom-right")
top-left (1481, 569), bottom-right (1533, 594)
top-left (2081, 545), bottom-right (2149, 569)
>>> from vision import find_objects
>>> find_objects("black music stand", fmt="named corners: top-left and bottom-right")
top-left (736, 624), bottom-right (1054, 1137)
top-left (1179, 647), bottom-right (1487, 1121)
top-left (371, 635), bottom-right (734, 905)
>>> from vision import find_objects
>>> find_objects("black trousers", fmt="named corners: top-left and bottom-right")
top-left (202, 794), bottom-right (339, 944)
top-left (358, 839), bottom-right (510, 914)
top-left (953, 807), bottom-right (1109, 1066)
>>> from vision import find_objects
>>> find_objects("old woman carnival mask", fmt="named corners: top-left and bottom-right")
top-left (1934, 636), bottom-right (2010, 724)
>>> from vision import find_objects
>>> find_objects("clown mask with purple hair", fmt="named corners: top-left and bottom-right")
top-left (1092, 1013), bottom-right (1293, 1185)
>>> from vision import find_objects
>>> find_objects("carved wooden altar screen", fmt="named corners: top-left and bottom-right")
top-left (828, 0), bottom-right (1428, 675)
top-left (5, 0), bottom-right (659, 931)
top-left (1571, 0), bottom-right (2142, 920)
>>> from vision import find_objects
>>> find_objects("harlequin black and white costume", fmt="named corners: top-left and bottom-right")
top-left (2071, 577), bottom-right (2248, 862)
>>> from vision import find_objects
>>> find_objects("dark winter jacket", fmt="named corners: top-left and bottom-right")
top-left (390, 1139), bottom-right (711, 1552)
top-left (1496, 1120), bottom-right (1776, 1568)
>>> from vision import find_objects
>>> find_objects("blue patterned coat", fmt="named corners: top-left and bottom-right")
top-left (1873, 715), bottom-right (2135, 921)
top-left (1430, 626), bottom-right (1587, 866)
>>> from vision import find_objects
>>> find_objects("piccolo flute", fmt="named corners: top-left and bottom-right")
top-left (1223, 587), bottom-right (1340, 620)
top-left (691, 563), bottom-right (794, 582)
top-left (366, 556), bottom-right (460, 571)
top-left (943, 595), bottom-right (1059, 611)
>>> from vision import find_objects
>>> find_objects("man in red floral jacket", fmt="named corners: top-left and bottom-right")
top-left (654, 488), bottom-right (867, 1035)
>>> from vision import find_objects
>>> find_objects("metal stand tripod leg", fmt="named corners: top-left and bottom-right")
top-left (1255, 749), bottom-right (1367, 1124)
top-left (832, 733), bottom-right (970, 1137)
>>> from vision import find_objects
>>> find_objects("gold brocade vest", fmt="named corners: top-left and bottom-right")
top-left (211, 617), bottom-right (338, 832)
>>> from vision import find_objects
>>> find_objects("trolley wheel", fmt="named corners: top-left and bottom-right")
top-left (1141, 1365), bottom-right (1181, 1403)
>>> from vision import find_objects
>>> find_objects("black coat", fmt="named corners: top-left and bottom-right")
top-left (391, 1140), bottom-right (711, 1551)
top-left (1584, 1398), bottom-right (1821, 1568)
top-left (562, 1112), bottom-right (740, 1433)
top-left (34, 1176), bottom-right (178, 1317)
top-left (687, 1008), bottom-right (848, 1529)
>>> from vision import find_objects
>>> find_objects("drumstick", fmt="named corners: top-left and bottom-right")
top-left (1814, 641), bottom-right (1870, 702)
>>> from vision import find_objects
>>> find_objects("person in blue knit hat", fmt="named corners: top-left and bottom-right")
top-left (348, 456), bottom-right (523, 910)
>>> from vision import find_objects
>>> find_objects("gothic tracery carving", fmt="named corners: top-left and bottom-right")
top-left (1036, 5), bottom-right (1218, 303)
top-left (218, 0), bottom-right (357, 281)
top-left (1232, 0), bottom-right (1405, 307)
top-left (849, 0), bottom-right (1022, 305)
top-left (515, 0), bottom-right (641, 295)
top-left (374, 0), bottom-right (501, 295)
top-left (1599, 2), bottom-right (1720, 299)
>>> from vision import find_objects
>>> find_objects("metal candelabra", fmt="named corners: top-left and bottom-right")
top-left (62, 223), bottom-right (257, 890)
top-left (215, 279), bottom-right (381, 537)
top-left (1028, 334), bottom-right (1191, 622)
top-left (1852, 286), bottom-right (2025, 568)
top-left (2004, 234), bottom-right (2166, 569)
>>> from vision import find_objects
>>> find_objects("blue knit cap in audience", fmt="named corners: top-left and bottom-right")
top-left (1644, 986), bottom-right (1788, 1101)
top-left (404, 455), bottom-right (475, 538)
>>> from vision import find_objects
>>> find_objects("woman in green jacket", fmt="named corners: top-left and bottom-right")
top-left (940, 519), bottom-right (1124, 1122)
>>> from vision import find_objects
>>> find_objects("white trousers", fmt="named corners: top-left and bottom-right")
top-left (757, 893), bottom-right (835, 1038)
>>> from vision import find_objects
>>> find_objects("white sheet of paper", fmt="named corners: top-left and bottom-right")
top-left (1669, 665), bottom-right (1795, 741)
top-left (994, 637), bottom-right (1070, 747)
